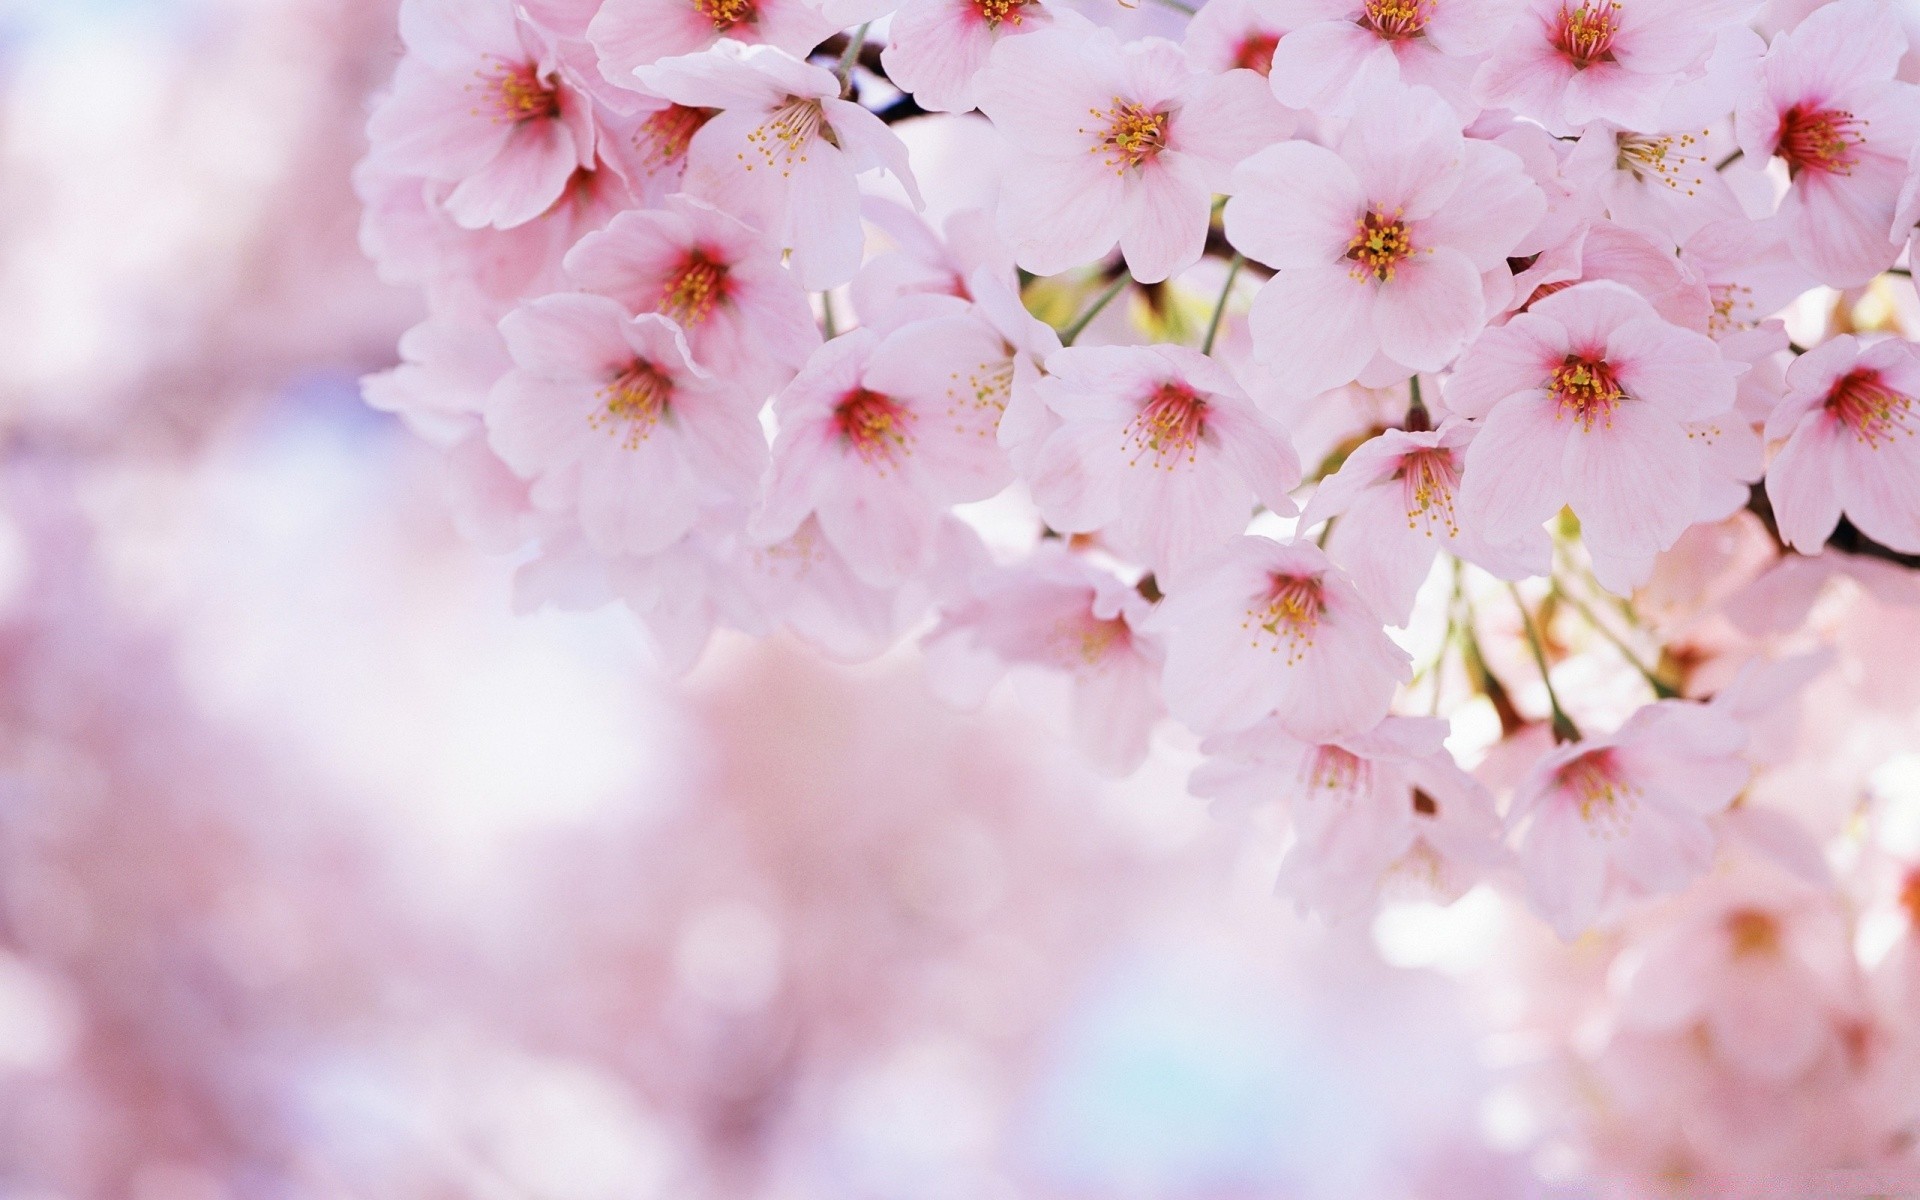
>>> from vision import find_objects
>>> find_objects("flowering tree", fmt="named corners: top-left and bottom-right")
top-left (359, 0), bottom-right (1920, 1190)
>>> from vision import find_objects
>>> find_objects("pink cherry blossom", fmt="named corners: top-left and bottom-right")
top-left (1764, 335), bottom-right (1920, 555)
top-left (1475, 0), bottom-right (1761, 134)
top-left (756, 323), bottom-right (1011, 587)
top-left (637, 41), bottom-right (922, 290)
top-left (487, 294), bottom-right (768, 555)
top-left (925, 547), bottom-right (1165, 773)
top-left (1267, 0), bottom-right (1520, 117)
top-left (1511, 220), bottom-right (1716, 334)
top-left (1734, 0), bottom-right (1920, 287)
top-left (1301, 419), bottom-right (1550, 625)
top-left (1025, 343), bottom-right (1302, 579)
top-left (1614, 874), bottom-right (1863, 1080)
top-left (1450, 281), bottom-right (1741, 593)
top-left (881, 0), bottom-right (1057, 113)
top-left (365, 0), bottom-right (599, 231)
top-left (1146, 536), bottom-right (1412, 739)
top-left (588, 0), bottom-right (837, 85)
top-left (974, 22), bottom-right (1291, 283)
top-left (1509, 699), bottom-right (1749, 938)
top-left (563, 194), bottom-right (820, 396)
top-left (1182, 0), bottom-right (1292, 76)
top-left (1193, 714), bottom-right (1506, 917)
top-left (1224, 80), bottom-right (1545, 397)
top-left (1559, 121), bottom-right (1741, 246)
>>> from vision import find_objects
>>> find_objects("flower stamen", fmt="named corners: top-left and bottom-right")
top-left (835, 388), bottom-right (914, 467)
top-left (1123, 382), bottom-right (1208, 467)
top-left (661, 250), bottom-right (729, 327)
top-left (1555, 749), bottom-right (1639, 838)
top-left (1398, 447), bottom-right (1461, 537)
top-left (1549, 355), bottom-right (1624, 429)
top-left (692, 0), bottom-right (755, 30)
top-left (1826, 369), bottom-right (1916, 449)
top-left (1554, 1), bottom-right (1621, 67)
top-left (591, 361), bottom-right (674, 449)
top-left (1347, 209), bottom-right (1413, 282)
top-left (1243, 573), bottom-right (1325, 664)
top-left (1361, 0), bottom-right (1430, 39)
top-left (1778, 105), bottom-right (1865, 176)
top-left (1083, 100), bottom-right (1170, 173)
top-left (742, 98), bottom-right (838, 179)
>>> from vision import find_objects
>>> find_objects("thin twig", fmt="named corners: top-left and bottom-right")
top-left (1200, 253), bottom-right (1243, 356)
top-left (1509, 583), bottom-right (1582, 743)
top-left (1059, 274), bottom-right (1131, 347)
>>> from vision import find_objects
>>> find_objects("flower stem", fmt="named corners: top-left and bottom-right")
top-left (1715, 148), bottom-right (1743, 171)
top-left (1890, 266), bottom-right (1913, 278)
top-left (836, 24), bottom-right (869, 96)
top-left (1059, 273), bottom-right (1131, 347)
top-left (1201, 253), bottom-right (1243, 356)
top-left (1552, 577), bottom-right (1679, 699)
top-left (1509, 583), bottom-right (1581, 743)
top-left (1405, 374), bottom-right (1430, 431)
top-left (820, 290), bottom-right (838, 339)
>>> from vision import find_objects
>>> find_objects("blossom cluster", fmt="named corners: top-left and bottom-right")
top-left (360, 0), bottom-right (1920, 1014)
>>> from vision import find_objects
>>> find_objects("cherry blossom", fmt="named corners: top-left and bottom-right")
top-left (1266, 0), bottom-right (1518, 117)
top-left (1734, 0), bottom-right (1920, 286)
top-left (563, 194), bottom-right (820, 395)
top-left (1025, 343), bottom-right (1301, 579)
top-left (926, 546), bottom-right (1165, 773)
top-left (487, 294), bottom-right (767, 555)
top-left (366, 0), bottom-right (599, 231)
top-left (1450, 281), bottom-right (1741, 593)
top-left (1193, 714), bottom-right (1506, 917)
top-left (588, 0), bottom-right (837, 83)
top-left (1224, 79), bottom-right (1544, 397)
top-left (637, 41), bottom-right (921, 289)
top-left (974, 21), bottom-right (1292, 283)
top-left (1764, 335), bottom-right (1920, 555)
top-left (755, 324), bottom-right (1009, 587)
top-left (1147, 536), bottom-right (1412, 739)
top-left (1509, 700), bottom-right (1749, 938)
top-left (1302, 419), bottom-right (1550, 625)
top-left (1475, 0), bottom-right (1762, 133)
top-left (881, 0), bottom-right (1057, 113)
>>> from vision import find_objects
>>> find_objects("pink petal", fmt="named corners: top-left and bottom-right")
top-left (1245, 266), bottom-right (1377, 395)
top-left (1458, 390), bottom-right (1572, 544)
top-left (1371, 245), bottom-right (1485, 372)
top-left (1225, 140), bottom-right (1363, 270)
top-left (1119, 156), bottom-right (1214, 283)
top-left (1563, 400), bottom-right (1700, 556)
top-left (1444, 313), bottom-right (1566, 419)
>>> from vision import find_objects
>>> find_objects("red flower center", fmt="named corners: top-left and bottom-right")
top-left (1246, 574), bottom-right (1326, 664)
top-left (1123, 382), bottom-right (1209, 467)
top-left (1553, 2), bottom-right (1621, 68)
top-left (1777, 104), bottom-right (1864, 177)
top-left (834, 388), bottom-right (914, 466)
top-left (637, 104), bottom-right (716, 172)
top-left (481, 59), bottom-right (559, 124)
top-left (972, 0), bottom-right (1034, 28)
top-left (1052, 610), bottom-right (1132, 668)
top-left (1347, 209), bottom-right (1414, 282)
top-left (592, 360), bottom-right (674, 448)
top-left (692, 0), bottom-right (755, 30)
top-left (1900, 869), bottom-right (1920, 931)
top-left (1361, 0), bottom-right (1430, 39)
top-left (1554, 748), bottom-right (1639, 835)
top-left (1308, 745), bottom-right (1367, 794)
top-left (1232, 33), bottom-right (1280, 74)
top-left (1085, 100), bottom-right (1170, 172)
top-left (1398, 447), bottom-right (1461, 537)
top-left (1549, 355), bottom-right (1625, 430)
top-left (1826, 368), bottom-right (1916, 449)
top-left (661, 250), bottom-right (730, 328)
top-left (1725, 908), bottom-right (1782, 958)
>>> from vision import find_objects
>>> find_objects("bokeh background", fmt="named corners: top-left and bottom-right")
top-left (0, 3), bottom-right (1825, 1197)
